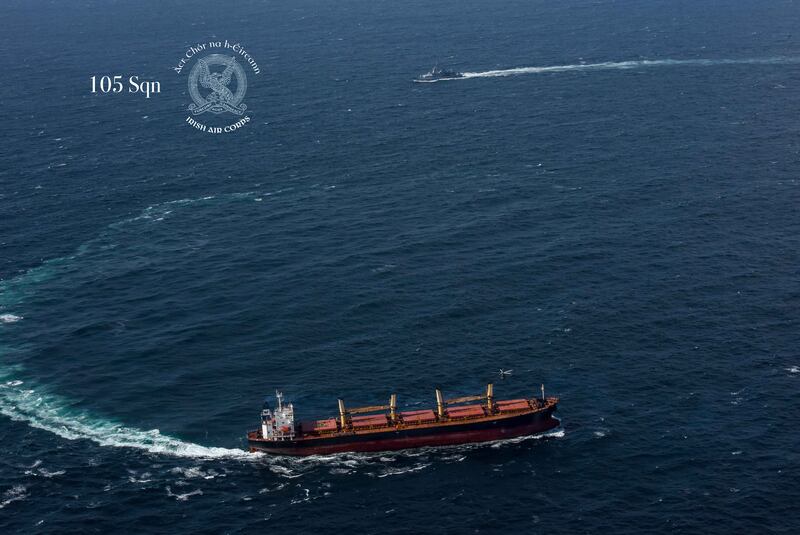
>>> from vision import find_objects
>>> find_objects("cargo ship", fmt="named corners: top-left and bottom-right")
top-left (247, 384), bottom-right (560, 456)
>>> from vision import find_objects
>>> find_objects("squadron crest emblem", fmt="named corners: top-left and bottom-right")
top-left (187, 54), bottom-right (247, 116)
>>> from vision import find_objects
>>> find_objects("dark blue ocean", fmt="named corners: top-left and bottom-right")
top-left (2, 0), bottom-right (800, 532)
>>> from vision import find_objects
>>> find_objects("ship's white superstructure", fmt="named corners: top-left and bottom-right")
top-left (260, 390), bottom-right (295, 440)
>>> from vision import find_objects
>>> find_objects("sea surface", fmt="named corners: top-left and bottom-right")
top-left (2, 0), bottom-right (800, 532)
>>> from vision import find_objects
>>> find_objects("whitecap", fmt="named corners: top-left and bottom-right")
top-left (289, 488), bottom-right (311, 504)
top-left (169, 466), bottom-right (221, 479)
top-left (128, 471), bottom-right (152, 484)
top-left (371, 264), bottom-right (396, 274)
top-left (38, 468), bottom-right (66, 478)
top-left (0, 485), bottom-right (28, 509)
top-left (329, 468), bottom-right (353, 475)
top-left (376, 463), bottom-right (431, 478)
top-left (166, 486), bottom-right (203, 501)
top-left (267, 465), bottom-right (302, 479)
top-left (258, 483), bottom-right (286, 494)
top-left (0, 314), bottom-right (22, 324)
top-left (488, 427), bottom-right (565, 448)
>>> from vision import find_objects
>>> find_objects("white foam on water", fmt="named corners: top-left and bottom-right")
top-left (166, 486), bottom-right (203, 501)
top-left (433, 56), bottom-right (800, 81)
top-left (488, 427), bottom-right (565, 447)
top-left (0, 371), bottom-right (255, 460)
top-left (267, 464), bottom-right (304, 479)
top-left (37, 468), bottom-right (66, 478)
top-left (169, 466), bottom-right (223, 479)
top-left (127, 469), bottom-right (153, 484)
top-left (0, 314), bottom-right (22, 324)
top-left (376, 462), bottom-right (431, 478)
top-left (258, 426), bottom-right (566, 479)
top-left (24, 459), bottom-right (66, 478)
top-left (290, 487), bottom-right (311, 504)
top-left (786, 366), bottom-right (800, 374)
top-left (0, 485), bottom-right (28, 509)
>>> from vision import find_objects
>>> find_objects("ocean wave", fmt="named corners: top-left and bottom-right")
top-left (375, 462), bottom-right (431, 478)
top-left (166, 486), bottom-right (203, 501)
top-left (127, 469), bottom-right (153, 484)
top-left (169, 466), bottom-right (224, 479)
top-left (23, 459), bottom-right (66, 479)
top-left (0, 485), bottom-right (28, 509)
top-left (488, 427), bottom-right (565, 447)
top-left (0, 314), bottom-right (22, 324)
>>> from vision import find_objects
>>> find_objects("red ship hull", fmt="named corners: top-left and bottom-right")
top-left (248, 398), bottom-right (559, 456)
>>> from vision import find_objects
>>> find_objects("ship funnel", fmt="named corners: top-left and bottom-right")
top-left (338, 399), bottom-right (347, 428)
top-left (486, 383), bottom-right (494, 414)
top-left (435, 388), bottom-right (445, 419)
top-left (389, 394), bottom-right (397, 422)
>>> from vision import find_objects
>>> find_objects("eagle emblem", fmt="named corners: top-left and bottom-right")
top-left (188, 54), bottom-right (248, 115)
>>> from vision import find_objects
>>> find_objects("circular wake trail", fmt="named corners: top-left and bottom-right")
top-left (0, 193), bottom-right (267, 459)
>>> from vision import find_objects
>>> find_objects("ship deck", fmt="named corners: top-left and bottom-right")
top-left (248, 396), bottom-right (558, 444)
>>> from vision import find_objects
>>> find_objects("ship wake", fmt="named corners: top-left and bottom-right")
top-left (436, 56), bottom-right (800, 81)
top-left (0, 370), bottom-right (255, 460)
